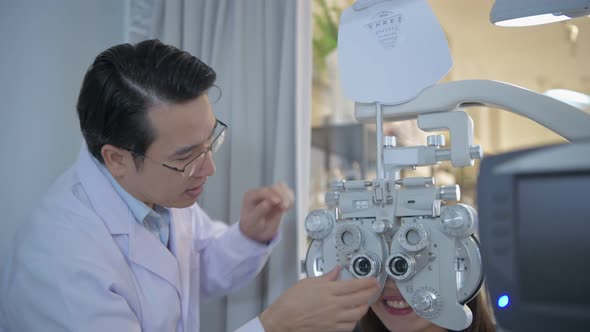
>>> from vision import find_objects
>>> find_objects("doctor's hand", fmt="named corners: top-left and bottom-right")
top-left (259, 266), bottom-right (379, 332)
top-left (239, 182), bottom-right (294, 244)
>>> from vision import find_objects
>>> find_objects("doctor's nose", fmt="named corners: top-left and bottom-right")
top-left (193, 151), bottom-right (216, 178)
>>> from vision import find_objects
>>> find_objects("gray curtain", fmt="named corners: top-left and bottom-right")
top-left (126, 1), bottom-right (311, 331)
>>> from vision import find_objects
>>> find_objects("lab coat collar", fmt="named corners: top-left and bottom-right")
top-left (76, 144), bottom-right (131, 236)
top-left (75, 144), bottom-right (182, 295)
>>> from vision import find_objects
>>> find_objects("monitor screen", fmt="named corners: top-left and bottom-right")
top-left (516, 171), bottom-right (590, 304)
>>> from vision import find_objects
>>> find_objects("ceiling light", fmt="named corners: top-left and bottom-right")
top-left (491, 0), bottom-right (590, 27)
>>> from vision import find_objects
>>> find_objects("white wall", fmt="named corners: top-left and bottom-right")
top-left (0, 0), bottom-right (125, 261)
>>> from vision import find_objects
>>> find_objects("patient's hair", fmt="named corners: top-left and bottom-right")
top-left (76, 39), bottom-right (216, 164)
top-left (360, 289), bottom-right (496, 332)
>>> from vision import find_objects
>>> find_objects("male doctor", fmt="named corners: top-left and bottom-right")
top-left (0, 39), bottom-right (378, 332)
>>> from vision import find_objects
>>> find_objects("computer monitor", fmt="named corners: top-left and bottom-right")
top-left (477, 141), bottom-right (590, 331)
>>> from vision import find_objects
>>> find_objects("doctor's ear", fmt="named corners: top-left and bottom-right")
top-left (101, 144), bottom-right (133, 177)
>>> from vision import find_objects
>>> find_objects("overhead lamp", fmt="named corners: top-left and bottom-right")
top-left (491, 0), bottom-right (590, 27)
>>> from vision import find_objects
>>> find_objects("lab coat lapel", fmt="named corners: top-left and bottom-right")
top-left (128, 220), bottom-right (182, 296)
top-left (75, 145), bottom-right (182, 296)
top-left (168, 208), bottom-right (193, 332)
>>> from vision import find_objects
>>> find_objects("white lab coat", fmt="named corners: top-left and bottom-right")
top-left (0, 146), bottom-right (273, 332)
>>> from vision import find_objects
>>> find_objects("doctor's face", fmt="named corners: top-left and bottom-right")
top-left (370, 279), bottom-right (446, 332)
top-left (123, 94), bottom-right (218, 208)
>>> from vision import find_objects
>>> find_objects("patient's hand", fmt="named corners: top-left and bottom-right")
top-left (260, 266), bottom-right (379, 332)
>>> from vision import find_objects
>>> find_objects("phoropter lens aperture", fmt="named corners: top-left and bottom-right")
top-left (390, 256), bottom-right (408, 276)
top-left (353, 256), bottom-right (372, 276)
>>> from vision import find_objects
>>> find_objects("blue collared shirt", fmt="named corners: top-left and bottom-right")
top-left (92, 157), bottom-right (170, 248)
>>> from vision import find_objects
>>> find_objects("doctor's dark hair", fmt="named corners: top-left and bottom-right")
top-left (76, 39), bottom-right (216, 164)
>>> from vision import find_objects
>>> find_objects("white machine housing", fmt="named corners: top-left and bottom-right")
top-left (304, 0), bottom-right (590, 331)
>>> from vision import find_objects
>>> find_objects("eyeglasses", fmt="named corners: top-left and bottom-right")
top-left (129, 119), bottom-right (227, 178)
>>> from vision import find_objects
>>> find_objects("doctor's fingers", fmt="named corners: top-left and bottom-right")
top-left (333, 285), bottom-right (379, 308)
top-left (248, 199), bottom-right (276, 221)
top-left (337, 302), bottom-right (371, 323)
top-left (264, 182), bottom-right (294, 209)
top-left (245, 185), bottom-right (281, 204)
top-left (329, 277), bottom-right (379, 296)
top-left (276, 182), bottom-right (294, 208)
top-left (248, 183), bottom-right (293, 209)
top-left (327, 310), bottom-right (368, 332)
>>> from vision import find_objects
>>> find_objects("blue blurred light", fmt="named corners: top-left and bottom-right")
top-left (498, 295), bottom-right (510, 308)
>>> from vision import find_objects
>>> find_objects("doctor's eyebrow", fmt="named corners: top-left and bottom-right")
top-left (169, 123), bottom-right (218, 158)
top-left (170, 144), bottom-right (202, 158)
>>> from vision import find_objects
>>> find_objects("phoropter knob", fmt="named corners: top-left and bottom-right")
top-left (438, 185), bottom-right (461, 201)
top-left (304, 210), bottom-right (335, 240)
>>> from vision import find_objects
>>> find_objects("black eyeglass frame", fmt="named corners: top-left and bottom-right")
top-left (128, 119), bottom-right (227, 176)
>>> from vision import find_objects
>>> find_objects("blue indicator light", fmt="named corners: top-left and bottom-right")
top-left (498, 295), bottom-right (510, 308)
